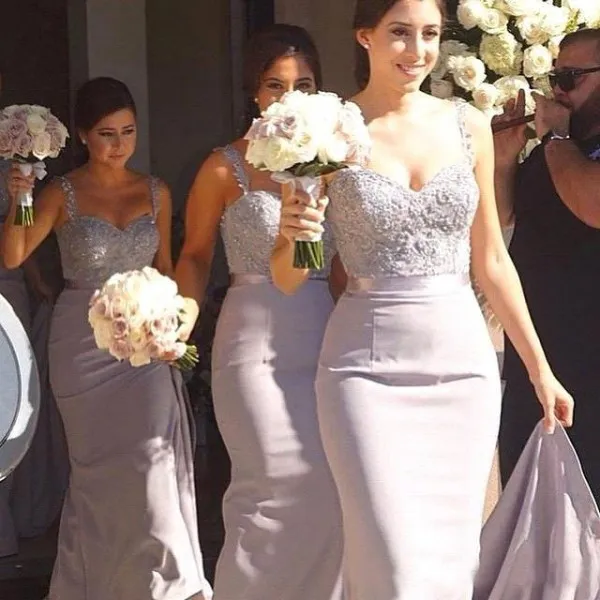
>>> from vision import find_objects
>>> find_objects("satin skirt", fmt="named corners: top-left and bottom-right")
top-left (48, 288), bottom-right (212, 600)
top-left (316, 274), bottom-right (501, 600)
top-left (211, 276), bottom-right (343, 600)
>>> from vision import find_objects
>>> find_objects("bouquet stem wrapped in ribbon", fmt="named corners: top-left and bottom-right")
top-left (14, 161), bottom-right (47, 226)
top-left (0, 104), bottom-right (69, 227)
top-left (271, 172), bottom-right (326, 270)
top-left (245, 90), bottom-right (371, 270)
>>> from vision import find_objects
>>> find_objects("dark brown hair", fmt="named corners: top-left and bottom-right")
top-left (354, 0), bottom-right (447, 89)
top-left (74, 77), bottom-right (137, 133)
top-left (559, 28), bottom-right (600, 59)
top-left (243, 24), bottom-right (323, 99)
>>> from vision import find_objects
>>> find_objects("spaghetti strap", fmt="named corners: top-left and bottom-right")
top-left (219, 145), bottom-right (251, 193)
top-left (454, 100), bottom-right (475, 167)
top-left (56, 176), bottom-right (78, 219)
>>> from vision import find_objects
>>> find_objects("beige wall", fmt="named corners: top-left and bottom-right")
top-left (86, 0), bottom-right (150, 173)
top-left (274, 0), bottom-right (357, 98)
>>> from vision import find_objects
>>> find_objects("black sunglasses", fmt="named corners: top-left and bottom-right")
top-left (548, 65), bottom-right (600, 92)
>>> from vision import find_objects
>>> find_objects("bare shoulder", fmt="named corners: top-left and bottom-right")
top-left (40, 176), bottom-right (68, 206)
top-left (458, 101), bottom-right (491, 137)
top-left (195, 143), bottom-right (241, 188)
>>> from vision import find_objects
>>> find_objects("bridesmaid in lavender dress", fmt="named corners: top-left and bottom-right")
top-left (2, 77), bottom-right (211, 600)
top-left (272, 1), bottom-right (574, 598)
top-left (176, 25), bottom-right (343, 600)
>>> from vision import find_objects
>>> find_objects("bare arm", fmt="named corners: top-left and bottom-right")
top-left (174, 152), bottom-right (231, 308)
top-left (467, 105), bottom-right (573, 432)
top-left (153, 180), bottom-right (175, 278)
top-left (494, 162), bottom-right (519, 227)
top-left (1, 166), bottom-right (65, 268)
top-left (544, 140), bottom-right (600, 227)
top-left (491, 91), bottom-right (528, 227)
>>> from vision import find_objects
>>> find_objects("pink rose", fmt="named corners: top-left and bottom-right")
top-left (0, 122), bottom-right (13, 157)
top-left (148, 341), bottom-right (166, 359)
top-left (8, 119), bottom-right (27, 141)
top-left (109, 339), bottom-right (133, 361)
top-left (14, 132), bottom-right (33, 158)
top-left (148, 317), bottom-right (169, 339)
top-left (90, 295), bottom-right (110, 318)
top-left (111, 317), bottom-right (129, 339)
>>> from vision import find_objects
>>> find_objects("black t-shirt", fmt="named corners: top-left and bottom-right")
top-left (503, 135), bottom-right (600, 394)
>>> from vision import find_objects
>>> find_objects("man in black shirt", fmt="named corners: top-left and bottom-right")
top-left (494, 28), bottom-right (600, 500)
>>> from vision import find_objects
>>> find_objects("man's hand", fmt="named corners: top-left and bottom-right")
top-left (492, 90), bottom-right (528, 169)
top-left (533, 93), bottom-right (571, 139)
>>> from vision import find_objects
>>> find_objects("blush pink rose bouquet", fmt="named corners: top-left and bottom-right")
top-left (0, 104), bottom-right (69, 226)
top-left (88, 267), bottom-right (199, 370)
top-left (245, 90), bottom-right (371, 269)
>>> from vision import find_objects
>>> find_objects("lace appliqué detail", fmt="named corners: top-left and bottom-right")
top-left (328, 165), bottom-right (478, 277)
top-left (55, 176), bottom-right (159, 288)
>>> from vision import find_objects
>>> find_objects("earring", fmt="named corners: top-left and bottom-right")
top-left (81, 139), bottom-right (87, 145)
top-left (254, 97), bottom-right (259, 105)
top-left (363, 43), bottom-right (370, 50)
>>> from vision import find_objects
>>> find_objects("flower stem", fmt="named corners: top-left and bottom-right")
top-left (293, 240), bottom-right (324, 270)
top-left (14, 206), bottom-right (34, 227)
top-left (175, 344), bottom-right (199, 371)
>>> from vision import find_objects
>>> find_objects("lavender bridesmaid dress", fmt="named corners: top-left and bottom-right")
top-left (316, 102), bottom-right (501, 599)
top-left (210, 145), bottom-right (343, 600)
top-left (47, 176), bottom-right (212, 600)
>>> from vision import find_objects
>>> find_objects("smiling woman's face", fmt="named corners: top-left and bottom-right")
top-left (357, 0), bottom-right (443, 91)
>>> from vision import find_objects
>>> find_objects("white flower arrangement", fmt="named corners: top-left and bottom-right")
top-left (430, 0), bottom-right (597, 118)
top-left (245, 90), bottom-right (371, 269)
top-left (88, 267), bottom-right (198, 370)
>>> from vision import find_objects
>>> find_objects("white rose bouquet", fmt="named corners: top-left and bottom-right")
top-left (88, 267), bottom-right (199, 370)
top-left (429, 0), bottom-right (597, 119)
top-left (245, 90), bottom-right (371, 269)
top-left (0, 104), bottom-right (69, 226)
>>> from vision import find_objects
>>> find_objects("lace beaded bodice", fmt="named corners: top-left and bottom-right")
top-left (55, 176), bottom-right (160, 289)
top-left (326, 102), bottom-right (479, 278)
top-left (218, 145), bottom-right (334, 279)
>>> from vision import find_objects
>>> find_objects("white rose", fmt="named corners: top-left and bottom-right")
top-left (523, 44), bottom-right (553, 78)
top-left (32, 131), bottom-right (52, 160)
top-left (494, 75), bottom-right (535, 113)
top-left (430, 78), bottom-right (455, 99)
top-left (537, 3), bottom-right (569, 37)
top-left (478, 8), bottom-right (509, 33)
top-left (516, 14), bottom-right (549, 45)
top-left (457, 0), bottom-right (487, 29)
top-left (130, 349), bottom-right (152, 368)
top-left (548, 35), bottom-right (564, 59)
top-left (26, 113), bottom-right (47, 136)
top-left (262, 138), bottom-right (303, 172)
top-left (92, 320), bottom-right (113, 350)
top-left (318, 133), bottom-right (349, 164)
top-left (494, 0), bottom-right (542, 17)
top-left (448, 55), bottom-right (487, 91)
top-left (432, 41), bottom-right (472, 80)
top-left (245, 138), bottom-right (270, 169)
top-left (472, 83), bottom-right (500, 111)
top-left (28, 105), bottom-right (50, 117)
top-left (480, 31), bottom-right (523, 76)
